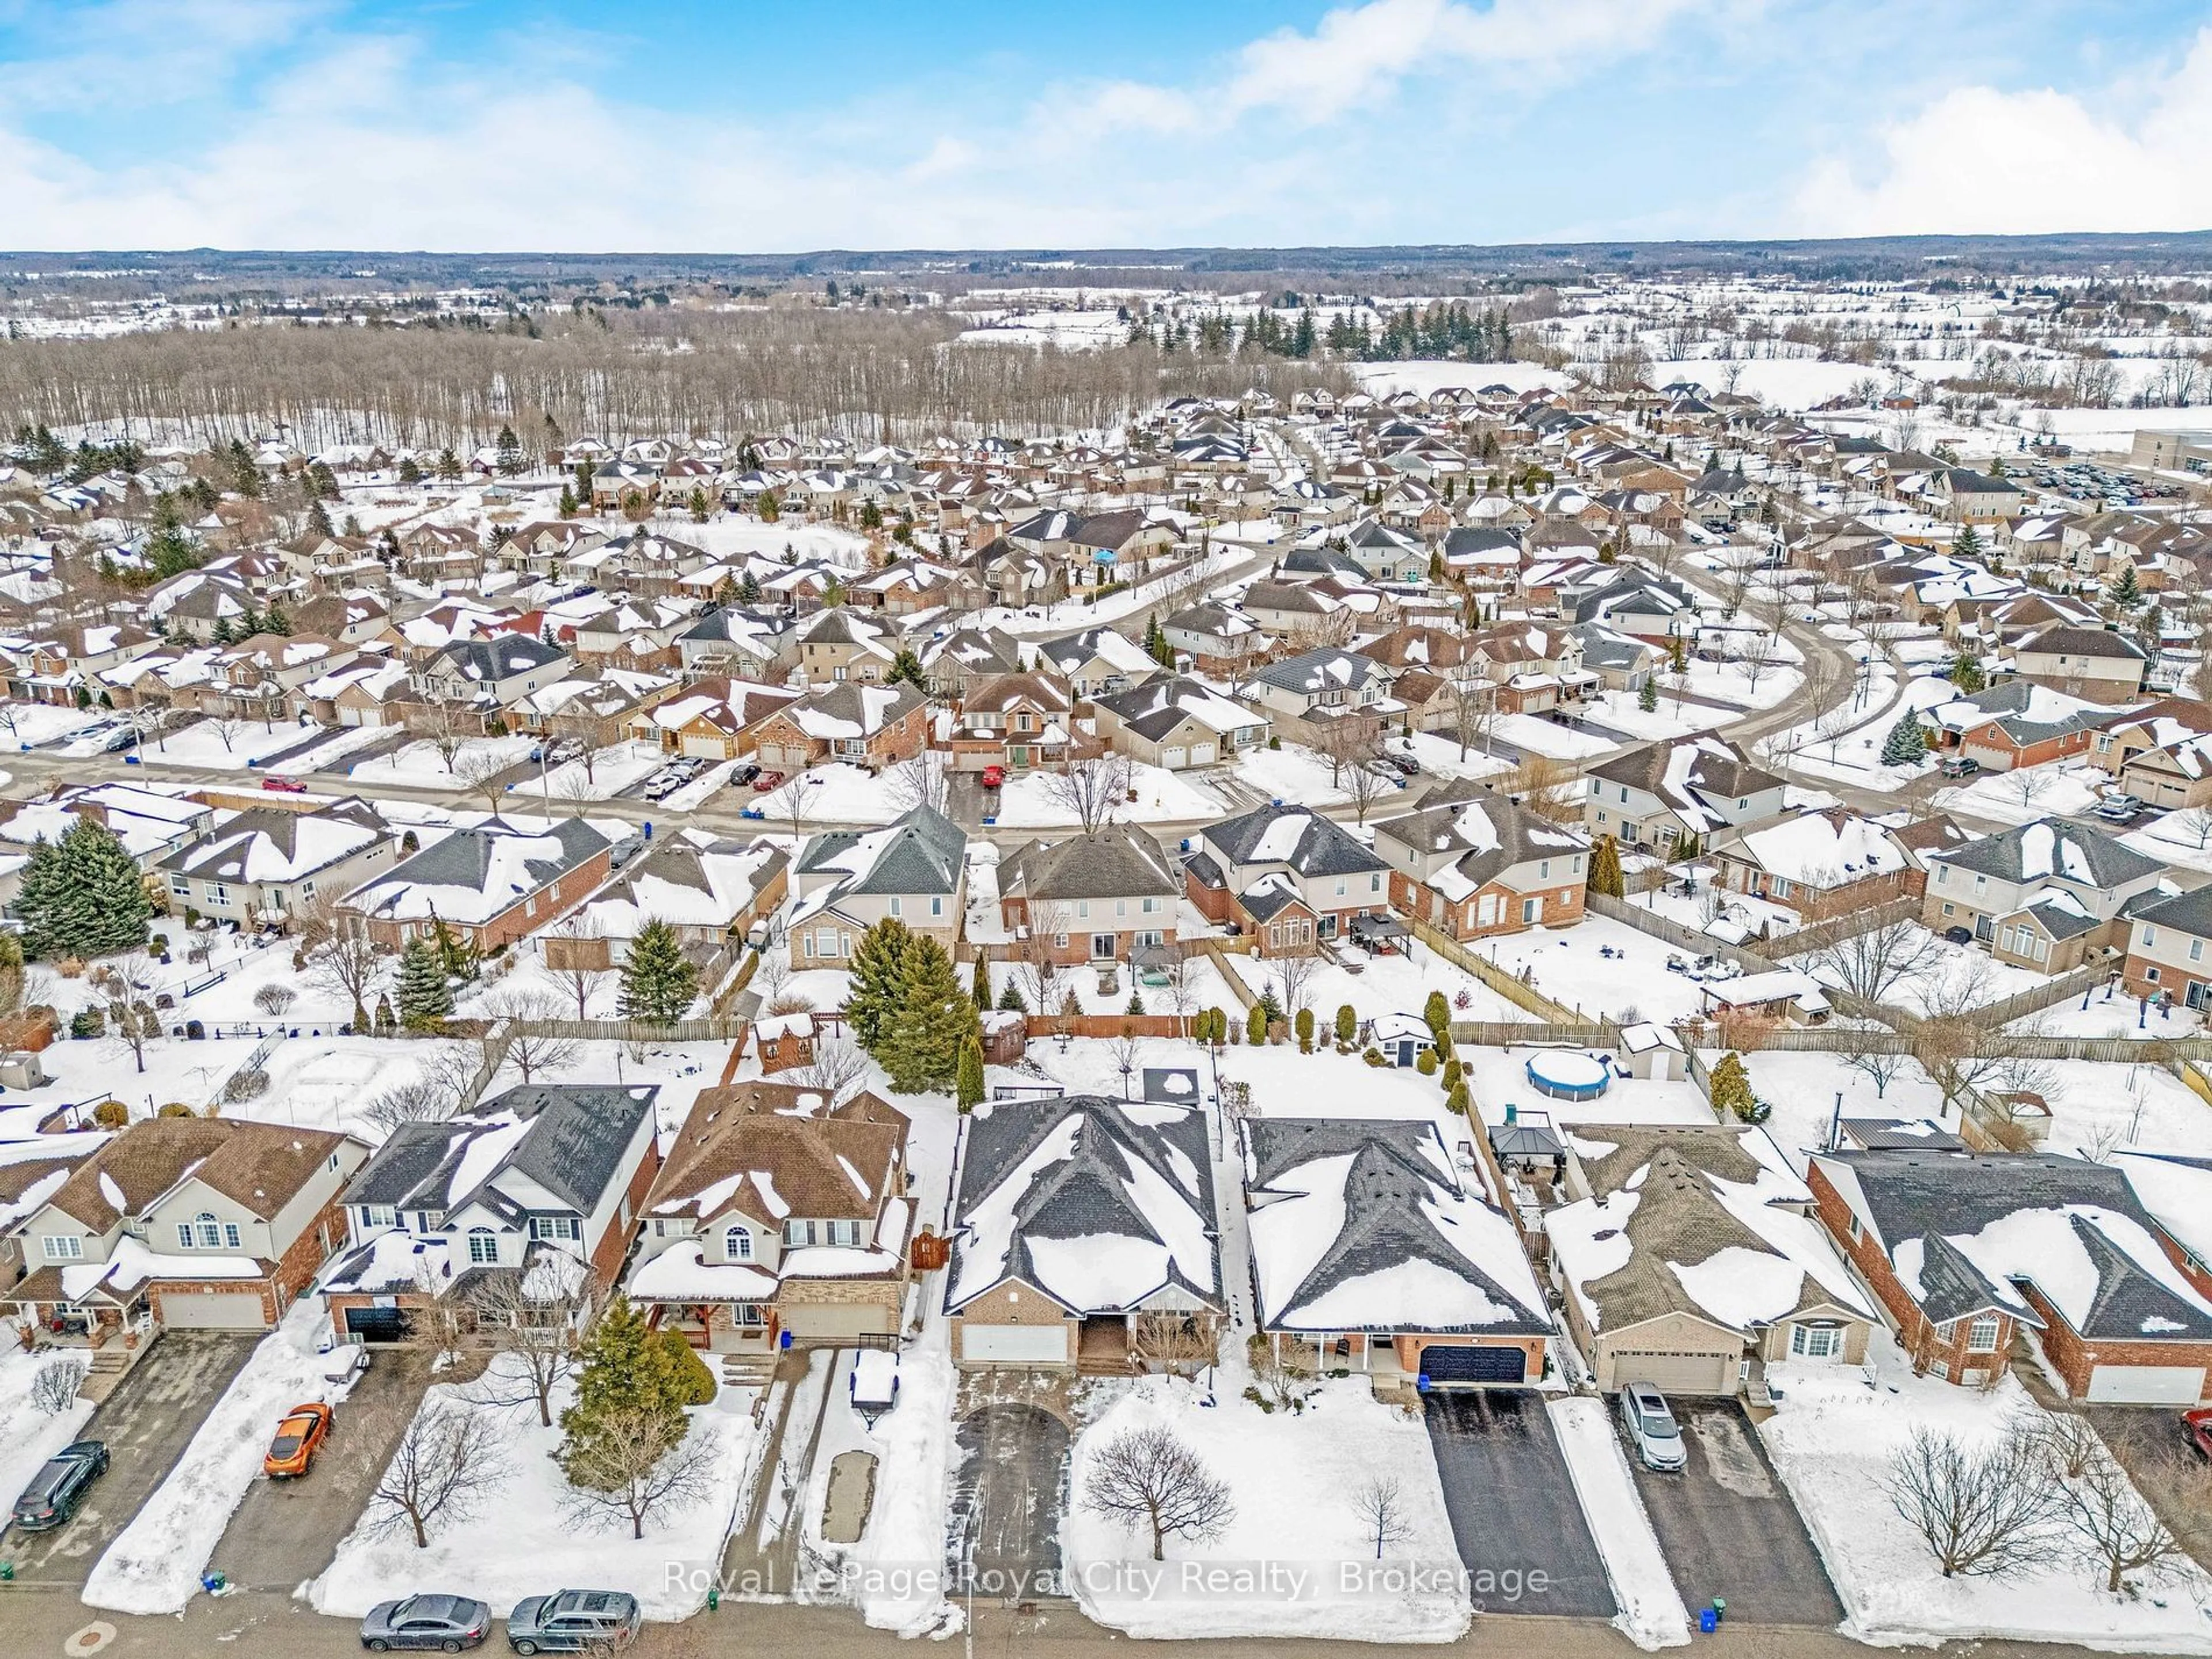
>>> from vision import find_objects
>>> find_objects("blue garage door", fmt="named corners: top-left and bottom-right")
top-left (1420, 1344), bottom-right (1527, 1385)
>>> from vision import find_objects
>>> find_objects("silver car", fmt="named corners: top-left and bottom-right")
top-left (505, 1590), bottom-right (641, 1654)
top-left (1619, 1382), bottom-right (1687, 1472)
top-left (360, 1592), bottom-right (490, 1652)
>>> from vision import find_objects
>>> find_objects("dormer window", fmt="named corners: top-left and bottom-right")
top-left (180, 1212), bottom-right (239, 1250)
top-left (725, 1227), bottom-right (753, 1262)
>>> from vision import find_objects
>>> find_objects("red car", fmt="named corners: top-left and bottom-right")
top-left (751, 770), bottom-right (785, 793)
top-left (260, 775), bottom-right (306, 793)
top-left (980, 764), bottom-right (1006, 790)
top-left (2184, 1407), bottom-right (2212, 1461)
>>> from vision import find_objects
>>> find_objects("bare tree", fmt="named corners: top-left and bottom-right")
top-left (2059, 1435), bottom-right (2191, 1595)
top-left (298, 892), bottom-right (387, 1031)
top-left (1272, 952), bottom-right (1321, 1022)
top-left (1448, 679), bottom-right (1497, 762)
top-left (887, 747), bottom-right (949, 816)
top-left (479, 987), bottom-right (582, 1084)
top-left (794, 1032), bottom-right (870, 1100)
top-left (778, 766), bottom-right (826, 839)
top-left (544, 914), bottom-right (611, 1020)
top-left (99, 950), bottom-right (164, 1075)
top-left (1840, 1037), bottom-right (1912, 1103)
top-left (29, 1354), bottom-right (86, 1415)
top-left (2003, 764), bottom-right (2055, 813)
top-left (1506, 753), bottom-right (1581, 824)
top-left (1047, 752), bottom-right (1133, 834)
top-left (454, 744), bottom-right (512, 813)
top-left (252, 983), bottom-right (297, 1018)
top-left (1737, 630), bottom-right (1782, 701)
top-left (1336, 734), bottom-right (1396, 825)
top-left (559, 1404), bottom-right (715, 1541)
top-left (1081, 1425), bottom-right (1236, 1562)
top-left (1885, 1420), bottom-right (2063, 1578)
top-left (207, 713), bottom-right (257, 755)
top-left (1128, 1311), bottom-right (1217, 1374)
top-left (1806, 919), bottom-right (1945, 1006)
top-left (1313, 717), bottom-right (1378, 789)
top-left (1350, 1475), bottom-right (1415, 1559)
top-left (2168, 805), bottom-right (2212, 851)
top-left (465, 1259), bottom-right (602, 1429)
top-left (364, 1400), bottom-right (511, 1550)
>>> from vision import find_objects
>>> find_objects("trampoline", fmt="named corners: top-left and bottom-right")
top-left (1524, 1051), bottom-right (1612, 1101)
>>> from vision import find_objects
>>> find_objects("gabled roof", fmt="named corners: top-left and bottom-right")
top-left (1928, 816), bottom-right (2162, 891)
top-left (646, 1082), bottom-right (907, 1229)
top-left (343, 1084), bottom-right (658, 1219)
top-left (1202, 801), bottom-right (1389, 878)
top-left (794, 803), bottom-right (965, 902)
top-left (1585, 736), bottom-right (1781, 829)
top-left (1374, 782), bottom-right (1586, 896)
top-left (37, 1116), bottom-right (352, 1234)
top-left (999, 824), bottom-right (1180, 905)
top-left (346, 816), bottom-right (610, 925)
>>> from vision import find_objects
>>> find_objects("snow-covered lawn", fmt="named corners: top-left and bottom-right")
top-left (84, 1303), bottom-right (365, 1614)
top-left (0, 702), bottom-right (107, 749)
top-left (1776, 669), bottom-right (1951, 794)
top-left (0, 1335), bottom-right (97, 1521)
top-left (348, 734), bottom-right (536, 789)
top-left (1460, 1046), bottom-right (1714, 1134)
top-left (1203, 940), bottom-right (1537, 1031)
top-left (1758, 1338), bottom-right (2212, 1652)
top-left (1475, 917), bottom-right (1710, 1025)
top-left (1065, 1375), bottom-right (1469, 1642)
top-left (137, 717), bottom-right (296, 770)
top-left (516, 742), bottom-right (664, 804)
top-left (1938, 762), bottom-right (2108, 828)
top-left (1547, 1397), bottom-right (1690, 1650)
top-left (1865, 929), bottom-right (2049, 1020)
top-left (311, 1354), bottom-right (763, 1624)
top-left (1732, 1048), bottom-right (1948, 1169)
top-left (991, 762), bottom-right (1222, 828)
top-left (1495, 713), bottom-right (1615, 761)
top-left (2122, 811), bottom-right (2212, 876)
top-left (2029, 1059), bottom-right (2212, 1162)
top-left (2013, 979), bottom-right (2206, 1040)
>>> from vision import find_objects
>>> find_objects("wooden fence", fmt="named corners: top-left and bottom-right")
top-left (1407, 916), bottom-right (1589, 1024)
top-left (1582, 893), bottom-right (1782, 976)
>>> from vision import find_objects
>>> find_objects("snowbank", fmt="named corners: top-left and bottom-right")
top-left (0, 1339), bottom-right (96, 1519)
top-left (1063, 1376), bottom-right (1469, 1643)
top-left (1546, 1397), bottom-right (1691, 1650)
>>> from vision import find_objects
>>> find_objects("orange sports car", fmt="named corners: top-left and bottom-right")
top-left (263, 1402), bottom-right (333, 1479)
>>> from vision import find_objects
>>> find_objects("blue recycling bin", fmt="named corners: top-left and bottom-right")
top-left (1698, 1608), bottom-right (1717, 1634)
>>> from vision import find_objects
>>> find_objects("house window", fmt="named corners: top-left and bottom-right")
top-left (785, 1219), bottom-right (813, 1247)
top-left (931, 896), bottom-right (943, 918)
top-left (828, 1219), bottom-right (862, 1247)
top-left (190, 1213), bottom-right (223, 1248)
top-left (41, 1235), bottom-right (82, 1261)
top-left (1790, 1324), bottom-right (1841, 1359)
top-left (888, 896), bottom-right (902, 918)
top-left (169, 876), bottom-right (191, 897)
top-left (211, 883), bottom-right (229, 904)
top-left (361, 1206), bottom-right (395, 1230)
top-left (468, 1229), bottom-right (500, 1265)
top-left (1054, 932), bottom-right (1070, 949)
top-left (726, 1228), bottom-right (753, 1262)
top-left (1141, 896), bottom-right (1159, 914)
top-left (531, 1217), bottom-right (581, 1243)
top-left (1966, 1316), bottom-right (2001, 1353)
top-left (1521, 896), bottom-right (1540, 924)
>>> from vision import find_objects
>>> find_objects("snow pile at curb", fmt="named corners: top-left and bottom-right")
top-left (83, 1304), bottom-right (360, 1615)
top-left (1756, 1350), bottom-right (2212, 1654)
top-left (1545, 1397), bottom-right (1691, 1650)
top-left (1064, 1375), bottom-right (1469, 1643)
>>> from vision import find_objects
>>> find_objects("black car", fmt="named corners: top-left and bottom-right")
top-left (1942, 925), bottom-right (1974, 945)
top-left (361, 1593), bottom-right (493, 1653)
top-left (12, 1439), bottom-right (108, 1532)
top-left (733, 763), bottom-right (761, 786)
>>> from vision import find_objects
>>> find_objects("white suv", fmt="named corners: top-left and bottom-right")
top-left (1619, 1382), bottom-right (1687, 1472)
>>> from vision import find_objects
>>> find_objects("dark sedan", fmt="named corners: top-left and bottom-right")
top-left (362, 1593), bottom-right (493, 1653)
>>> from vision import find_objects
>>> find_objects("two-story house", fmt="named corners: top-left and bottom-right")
top-left (343, 816), bottom-right (613, 950)
top-left (946, 673), bottom-right (1074, 774)
top-left (793, 607), bottom-right (899, 686)
top-left (1372, 778), bottom-right (1589, 940)
top-left (997, 824), bottom-right (1181, 967)
top-left (1238, 647), bottom-right (1396, 738)
top-left (156, 798), bottom-right (399, 931)
top-left (787, 803), bottom-right (966, 967)
top-left (1921, 817), bottom-right (2166, 972)
top-left (2009, 623), bottom-right (2149, 700)
top-left (5, 1118), bottom-right (366, 1338)
top-left (1582, 736), bottom-right (1787, 853)
top-left (1184, 801), bottom-right (1393, 953)
top-left (627, 1082), bottom-right (912, 1357)
top-left (412, 635), bottom-right (571, 711)
top-left (319, 1083), bottom-right (662, 1345)
top-left (749, 681), bottom-right (928, 775)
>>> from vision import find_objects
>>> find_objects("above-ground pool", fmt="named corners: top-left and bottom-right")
top-left (1524, 1051), bottom-right (1612, 1101)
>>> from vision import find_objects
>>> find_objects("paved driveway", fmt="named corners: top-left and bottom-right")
top-left (1627, 1400), bottom-right (1842, 1626)
top-left (1, 1331), bottom-right (257, 1585)
top-left (1423, 1391), bottom-right (1615, 1618)
top-left (946, 1404), bottom-right (1069, 1600)
top-left (210, 1348), bottom-right (434, 1591)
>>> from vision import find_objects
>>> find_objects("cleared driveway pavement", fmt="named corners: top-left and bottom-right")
top-left (1, 1332), bottom-right (256, 1586)
top-left (946, 1403), bottom-right (1069, 1599)
top-left (1423, 1391), bottom-right (1615, 1618)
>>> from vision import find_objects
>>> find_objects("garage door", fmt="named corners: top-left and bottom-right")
top-left (1419, 1344), bottom-right (1527, 1385)
top-left (1609, 1349), bottom-right (1736, 1394)
top-left (1190, 743), bottom-right (1217, 766)
top-left (2087, 1364), bottom-right (2206, 1405)
top-left (681, 734), bottom-right (725, 760)
top-left (961, 1324), bottom-right (1069, 1365)
top-left (1160, 746), bottom-right (1187, 770)
top-left (344, 1305), bottom-right (412, 1343)
top-left (162, 1290), bottom-right (268, 1330)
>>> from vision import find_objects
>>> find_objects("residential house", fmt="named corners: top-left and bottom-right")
top-left (2122, 884), bottom-right (2212, 1008)
top-left (1238, 646), bottom-right (1396, 738)
top-left (1033, 626), bottom-right (1158, 700)
top-left (156, 798), bottom-right (398, 930)
top-left (1160, 603), bottom-right (1270, 675)
top-left (1707, 807), bottom-right (1921, 921)
top-left (557, 828), bottom-right (789, 973)
top-left (793, 607), bottom-right (899, 686)
top-left (412, 635), bottom-right (570, 710)
top-left (631, 677), bottom-right (797, 760)
top-left (997, 824), bottom-right (1181, 967)
top-left (343, 816), bottom-right (613, 951)
top-left (1921, 817), bottom-right (2165, 971)
top-left (946, 673), bottom-right (1074, 774)
top-left (2090, 698), bottom-right (2212, 809)
top-left (1372, 778), bottom-right (1589, 940)
top-left (749, 681), bottom-right (929, 774)
top-left (1582, 736), bottom-right (1787, 853)
top-left (1920, 681), bottom-right (2112, 772)
top-left (787, 804), bottom-right (966, 967)
top-left (1092, 676), bottom-right (1270, 770)
top-left (1184, 802), bottom-right (1393, 953)
top-left (2010, 624), bottom-right (2149, 699)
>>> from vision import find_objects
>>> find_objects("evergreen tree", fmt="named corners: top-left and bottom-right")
top-left (1423, 988), bottom-right (1453, 1050)
top-left (995, 980), bottom-right (1027, 1013)
top-left (436, 447), bottom-right (463, 481)
top-left (431, 916), bottom-right (477, 983)
top-left (1880, 713), bottom-right (1927, 767)
top-left (955, 1032), bottom-right (985, 1114)
top-left (558, 483), bottom-right (578, 518)
top-left (1588, 834), bottom-right (1625, 899)
top-left (971, 953), bottom-right (993, 1012)
top-left (1708, 1051), bottom-right (1759, 1122)
top-left (560, 1298), bottom-right (688, 1464)
top-left (1638, 676), bottom-right (1659, 713)
top-left (2108, 563), bottom-right (2142, 608)
top-left (688, 487), bottom-right (710, 522)
top-left (737, 569), bottom-right (763, 606)
top-left (1953, 523), bottom-right (1984, 562)
top-left (877, 934), bottom-right (976, 1094)
top-left (306, 498), bottom-right (334, 537)
top-left (1335, 1003), bottom-right (1358, 1047)
top-left (618, 918), bottom-right (698, 1024)
top-left (396, 456), bottom-right (424, 486)
top-left (16, 819), bottom-right (151, 960)
top-left (844, 918), bottom-right (914, 1050)
top-left (1247, 1002), bottom-right (1268, 1045)
top-left (888, 647), bottom-right (927, 692)
top-left (494, 425), bottom-right (525, 476)
top-left (394, 938), bottom-right (453, 1032)
top-left (1949, 652), bottom-right (1986, 694)
top-left (1668, 634), bottom-right (1689, 675)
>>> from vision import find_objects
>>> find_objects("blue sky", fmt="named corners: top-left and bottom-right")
top-left (0, 1), bottom-right (2207, 251)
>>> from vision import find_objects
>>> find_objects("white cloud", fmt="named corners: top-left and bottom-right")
top-left (1794, 26), bottom-right (2212, 236)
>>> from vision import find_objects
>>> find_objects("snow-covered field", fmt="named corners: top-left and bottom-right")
top-left (347, 734), bottom-right (536, 789)
top-left (992, 760), bottom-right (1223, 828)
top-left (1475, 916), bottom-right (1712, 1025)
top-left (1938, 762), bottom-right (2108, 828)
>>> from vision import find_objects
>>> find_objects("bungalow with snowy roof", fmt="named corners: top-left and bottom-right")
top-left (307, 657), bottom-right (415, 727)
top-left (1809, 1148), bottom-right (2212, 1402)
top-left (627, 1082), bottom-right (912, 1361)
top-left (1244, 1116), bottom-right (1551, 1395)
top-left (319, 1084), bottom-right (660, 1347)
top-left (1707, 806), bottom-right (1920, 922)
top-left (787, 803), bottom-right (966, 968)
top-left (748, 680), bottom-right (927, 775)
top-left (1033, 625), bottom-right (1158, 700)
top-left (1562, 570), bottom-right (1698, 640)
top-left (1921, 817), bottom-right (2165, 973)
top-left (946, 1094), bottom-right (1221, 1372)
top-left (1547, 1124), bottom-right (1875, 1396)
top-left (5, 1116), bottom-right (366, 1341)
top-left (2088, 696), bottom-right (2212, 809)
top-left (1582, 735), bottom-right (1786, 854)
top-left (1092, 675), bottom-right (1269, 770)
top-left (630, 676), bottom-right (797, 761)
top-left (946, 672), bottom-right (1074, 774)
top-left (556, 828), bottom-right (787, 979)
top-left (1184, 801), bottom-right (1392, 955)
top-left (1919, 680), bottom-right (2113, 772)
top-left (1372, 777), bottom-right (1588, 941)
top-left (343, 816), bottom-right (612, 952)
top-left (155, 797), bottom-right (397, 931)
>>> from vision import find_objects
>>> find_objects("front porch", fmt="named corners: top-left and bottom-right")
top-left (646, 1297), bottom-right (781, 1359)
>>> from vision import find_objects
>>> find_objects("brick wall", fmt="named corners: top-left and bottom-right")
top-left (589, 1139), bottom-right (664, 1288)
top-left (2020, 1282), bottom-right (2212, 1402)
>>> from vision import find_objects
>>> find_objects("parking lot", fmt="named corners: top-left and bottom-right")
top-left (209, 1348), bottom-right (434, 1591)
top-left (1423, 1391), bottom-right (1615, 1618)
top-left (1627, 1400), bottom-right (1842, 1626)
top-left (1, 1332), bottom-right (256, 1585)
top-left (946, 1403), bottom-right (1069, 1597)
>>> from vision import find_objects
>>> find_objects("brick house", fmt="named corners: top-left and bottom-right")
top-left (630, 676), bottom-right (798, 760)
top-left (319, 1084), bottom-right (662, 1345)
top-left (2121, 884), bottom-right (2212, 1007)
top-left (749, 682), bottom-right (929, 775)
top-left (1707, 807), bottom-right (1920, 921)
top-left (5, 1118), bottom-right (366, 1338)
top-left (946, 673), bottom-right (1074, 773)
top-left (1185, 802), bottom-right (1394, 954)
top-left (1921, 681), bottom-right (2108, 773)
top-left (1092, 676), bottom-right (1270, 770)
top-left (1372, 779), bottom-right (1588, 940)
top-left (998, 824), bottom-right (1181, 967)
top-left (343, 816), bottom-right (612, 951)
top-left (1808, 1149), bottom-right (2212, 1403)
top-left (1582, 736), bottom-right (1786, 853)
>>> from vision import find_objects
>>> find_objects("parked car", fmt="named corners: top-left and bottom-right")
top-left (505, 1590), bottom-right (641, 1654)
top-left (12, 1439), bottom-right (108, 1531)
top-left (361, 1593), bottom-right (492, 1653)
top-left (2093, 795), bottom-right (2143, 824)
top-left (732, 762), bottom-right (760, 786)
top-left (1942, 925), bottom-right (1975, 946)
top-left (1619, 1384), bottom-right (1686, 1472)
top-left (1938, 757), bottom-right (1979, 778)
top-left (751, 770), bottom-right (785, 793)
top-left (264, 1402), bottom-right (334, 1478)
top-left (102, 726), bottom-right (140, 752)
top-left (980, 763), bottom-right (1006, 790)
top-left (2183, 1406), bottom-right (2212, 1461)
top-left (262, 774), bottom-right (308, 793)
top-left (1390, 749), bottom-right (1421, 775)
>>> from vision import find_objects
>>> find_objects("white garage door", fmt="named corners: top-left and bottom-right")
top-left (1190, 743), bottom-right (1217, 766)
top-left (162, 1290), bottom-right (268, 1330)
top-left (2087, 1364), bottom-right (2206, 1405)
top-left (1160, 746), bottom-right (1187, 770)
top-left (961, 1324), bottom-right (1069, 1365)
top-left (681, 735), bottom-right (725, 760)
top-left (1609, 1349), bottom-right (1736, 1395)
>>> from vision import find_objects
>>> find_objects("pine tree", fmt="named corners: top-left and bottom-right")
top-left (397, 456), bottom-right (424, 486)
top-left (1638, 676), bottom-right (1659, 713)
top-left (877, 934), bottom-right (976, 1094)
top-left (955, 1032), bottom-right (985, 1114)
top-left (1880, 713), bottom-right (1927, 767)
top-left (1949, 652), bottom-right (1986, 694)
top-left (1589, 834), bottom-right (1625, 899)
top-left (1708, 1051), bottom-right (1759, 1121)
top-left (888, 647), bottom-right (927, 691)
top-left (971, 953), bottom-right (993, 1012)
top-left (1335, 1003), bottom-right (1357, 1047)
top-left (2108, 563), bottom-right (2142, 609)
top-left (1954, 523), bottom-right (1983, 562)
top-left (844, 919), bottom-right (913, 1049)
top-left (436, 447), bottom-right (463, 481)
top-left (995, 980), bottom-right (1027, 1013)
top-left (558, 483), bottom-right (578, 518)
top-left (394, 938), bottom-right (454, 1032)
top-left (16, 819), bottom-right (151, 961)
top-left (560, 1298), bottom-right (688, 1464)
top-left (494, 424), bottom-right (525, 475)
top-left (431, 916), bottom-right (477, 983)
top-left (1423, 989), bottom-right (1453, 1050)
top-left (618, 919), bottom-right (698, 1025)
